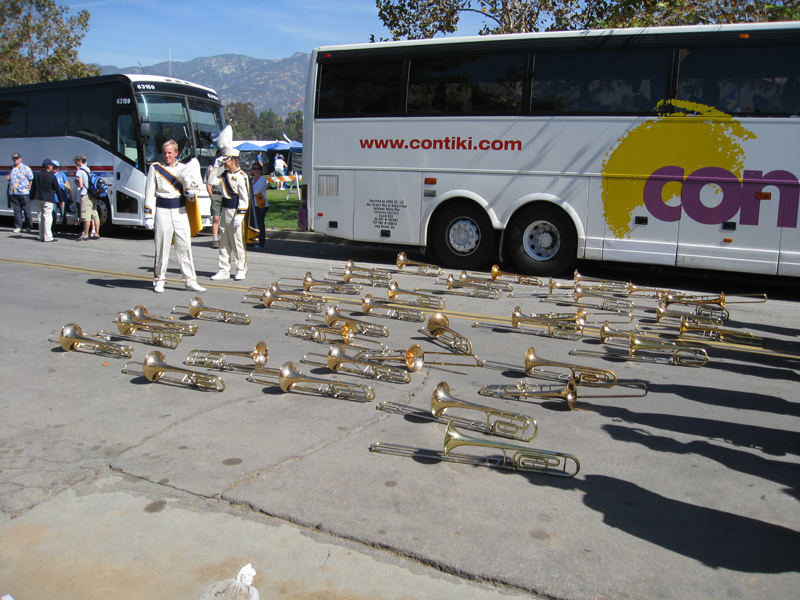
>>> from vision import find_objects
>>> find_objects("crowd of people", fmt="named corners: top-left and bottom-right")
top-left (7, 134), bottom-right (281, 293)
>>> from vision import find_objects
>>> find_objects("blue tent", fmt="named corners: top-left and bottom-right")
top-left (271, 141), bottom-right (303, 151)
top-left (234, 141), bottom-right (275, 151)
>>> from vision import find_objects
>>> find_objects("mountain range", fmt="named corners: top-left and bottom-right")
top-left (99, 53), bottom-right (311, 118)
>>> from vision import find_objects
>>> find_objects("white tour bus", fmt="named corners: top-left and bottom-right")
top-left (1, 74), bottom-right (225, 233)
top-left (303, 22), bottom-right (800, 276)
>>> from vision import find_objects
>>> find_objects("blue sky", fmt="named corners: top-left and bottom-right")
top-left (73, 0), bottom-right (485, 68)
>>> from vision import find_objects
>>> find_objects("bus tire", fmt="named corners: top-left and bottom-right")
top-left (508, 204), bottom-right (576, 276)
top-left (96, 197), bottom-right (115, 235)
top-left (432, 203), bottom-right (496, 270)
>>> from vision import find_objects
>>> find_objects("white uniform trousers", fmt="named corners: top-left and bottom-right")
top-left (153, 206), bottom-right (199, 285)
top-left (36, 200), bottom-right (54, 241)
top-left (217, 207), bottom-right (247, 277)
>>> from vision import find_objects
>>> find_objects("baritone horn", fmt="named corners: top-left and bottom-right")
top-left (377, 381), bottom-right (538, 441)
top-left (247, 362), bottom-right (375, 401)
top-left (419, 313), bottom-right (473, 355)
top-left (370, 421), bottom-right (580, 477)
top-left (51, 323), bottom-right (133, 358)
top-left (122, 350), bottom-right (225, 391)
top-left (171, 297), bottom-right (251, 325)
top-left (185, 341), bottom-right (269, 373)
top-left (396, 252), bottom-right (442, 276)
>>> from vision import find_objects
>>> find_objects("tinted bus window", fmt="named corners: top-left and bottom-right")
top-left (0, 94), bottom-right (26, 137)
top-left (69, 83), bottom-right (113, 147)
top-left (531, 49), bottom-right (670, 114)
top-left (676, 45), bottom-right (800, 115)
top-left (28, 89), bottom-right (67, 135)
top-left (317, 60), bottom-right (403, 117)
top-left (407, 53), bottom-right (526, 115)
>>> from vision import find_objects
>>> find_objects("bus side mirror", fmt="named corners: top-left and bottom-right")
top-left (139, 116), bottom-right (150, 139)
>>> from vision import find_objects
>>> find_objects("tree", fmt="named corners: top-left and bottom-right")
top-left (374, 0), bottom-right (799, 39)
top-left (0, 0), bottom-right (100, 87)
top-left (224, 102), bottom-right (259, 139)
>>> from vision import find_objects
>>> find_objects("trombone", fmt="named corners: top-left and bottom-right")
top-left (458, 270), bottom-right (513, 292)
top-left (480, 376), bottom-right (647, 409)
top-left (377, 381), bottom-right (538, 442)
top-left (328, 259), bottom-right (394, 279)
top-left (51, 323), bottom-right (133, 358)
top-left (387, 281), bottom-right (446, 309)
top-left (306, 305), bottom-right (390, 337)
top-left (97, 310), bottom-right (183, 349)
top-left (419, 274), bottom-right (502, 299)
top-left (338, 294), bottom-right (425, 322)
top-left (247, 361), bottom-right (375, 401)
top-left (301, 271), bottom-right (362, 295)
top-left (488, 264), bottom-right (544, 287)
top-left (301, 344), bottom-right (411, 384)
top-left (242, 286), bottom-right (324, 313)
top-left (637, 317), bottom-right (765, 347)
top-left (286, 323), bottom-right (389, 353)
top-left (131, 305), bottom-right (197, 335)
top-left (472, 306), bottom-right (584, 341)
top-left (172, 296), bottom-right (251, 325)
top-left (523, 346), bottom-right (617, 384)
top-left (356, 343), bottom-right (484, 370)
top-left (654, 304), bottom-right (724, 326)
top-left (185, 341), bottom-right (269, 373)
top-left (418, 313), bottom-right (473, 355)
top-left (339, 267), bottom-right (392, 287)
top-left (122, 350), bottom-right (225, 391)
top-left (396, 252), bottom-right (442, 277)
top-left (570, 329), bottom-right (710, 367)
top-left (370, 421), bottom-right (580, 477)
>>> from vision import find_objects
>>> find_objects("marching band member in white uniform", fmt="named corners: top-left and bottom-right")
top-left (207, 130), bottom-right (249, 281)
top-left (144, 139), bottom-right (206, 294)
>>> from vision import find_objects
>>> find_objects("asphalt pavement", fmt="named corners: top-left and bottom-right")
top-left (0, 225), bottom-right (798, 600)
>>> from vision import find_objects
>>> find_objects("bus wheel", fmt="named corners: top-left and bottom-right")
top-left (96, 198), bottom-right (115, 235)
top-left (433, 203), bottom-right (495, 270)
top-left (508, 204), bottom-right (576, 276)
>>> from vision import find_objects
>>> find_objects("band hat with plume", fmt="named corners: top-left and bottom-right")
top-left (214, 125), bottom-right (240, 158)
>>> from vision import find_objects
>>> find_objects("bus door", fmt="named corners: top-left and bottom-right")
top-left (601, 175), bottom-right (680, 266)
top-left (111, 112), bottom-right (146, 226)
top-left (352, 171), bottom-right (422, 244)
top-left (675, 169), bottom-right (785, 275)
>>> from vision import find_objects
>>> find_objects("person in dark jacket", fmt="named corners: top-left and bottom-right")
top-left (30, 159), bottom-right (67, 242)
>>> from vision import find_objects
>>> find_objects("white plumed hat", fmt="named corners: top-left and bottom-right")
top-left (214, 125), bottom-right (239, 158)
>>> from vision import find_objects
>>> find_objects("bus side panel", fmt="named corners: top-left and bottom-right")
top-left (312, 170), bottom-right (355, 240)
top-left (779, 226), bottom-right (800, 276)
top-left (353, 171), bottom-right (422, 244)
top-left (602, 176), bottom-right (679, 266)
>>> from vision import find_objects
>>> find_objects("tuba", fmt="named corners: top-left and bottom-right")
top-left (418, 313), bottom-right (473, 355)
top-left (370, 421), bottom-right (580, 477)
top-left (131, 305), bottom-right (197, 335)
top-left (122, 350), bottom-right (225, 391)
top-left (396, 252), bottom-right (442, 276)
top-left (172, 296), bottom-right (251, 325)
top-left (247, 362), bottom-right (375, 401)
top-left (302, 344), bottom-right (411, 384)
top-left (52, 323), bottom-right (133, 358)
top-left (387, 280), bottom-right (446, 309)
top-left (185, 341), bottom-right (269, 373)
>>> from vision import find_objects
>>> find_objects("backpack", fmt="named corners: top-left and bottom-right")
top-left (81, 167), bottom-right (108, 198)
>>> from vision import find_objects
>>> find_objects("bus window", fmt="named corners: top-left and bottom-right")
top-left (531, 49), bottom-right (670, 114)
top-left (117, 113), bottom-right (138, 165)
top-left (136, 93), bottom-right (191, 162)
top-left (407, 53), bottom-right (526, 115)
top-left (317, 59), bottom-right (403, 117)
top-left (69, 84), bottom-right (113, 146)
top-left (29, 89), bottom-right (67, 135)
top-left (0, 95), bottom-right (26, 137)
top-left (677, 45), bottom-right (800, 115)
top-left (188, 97), bottom-right (225, 165)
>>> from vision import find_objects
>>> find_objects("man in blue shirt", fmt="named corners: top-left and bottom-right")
top-left (6, 152), bottom-right (34, 233)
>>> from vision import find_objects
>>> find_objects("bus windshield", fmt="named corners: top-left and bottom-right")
top-left (137, 93), bottom-right (224, 165)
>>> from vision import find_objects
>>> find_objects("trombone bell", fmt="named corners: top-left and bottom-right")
top-left (122, 350), bottom-right (225, 391)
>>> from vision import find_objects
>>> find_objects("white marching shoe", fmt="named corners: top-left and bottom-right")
top-left (234, 272), bottom-right (246, 281)
top-left (210, 271), bottom-right (230, 280)
top-left (154, 281), bottom-right (165, 293)
top-left (186, 281), bottom-right (206, 292)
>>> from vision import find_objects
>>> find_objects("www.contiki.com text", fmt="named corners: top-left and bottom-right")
top-left (359, 137), bottom-right (523, 151)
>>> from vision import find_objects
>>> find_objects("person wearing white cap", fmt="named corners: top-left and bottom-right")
top-left (206, 126), bottom-right (249, 281)
top-left (143, 139), bottom-right (206, 293)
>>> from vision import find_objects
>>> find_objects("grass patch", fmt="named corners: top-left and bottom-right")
top-left (261, 188), bottom-right (302, 230)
